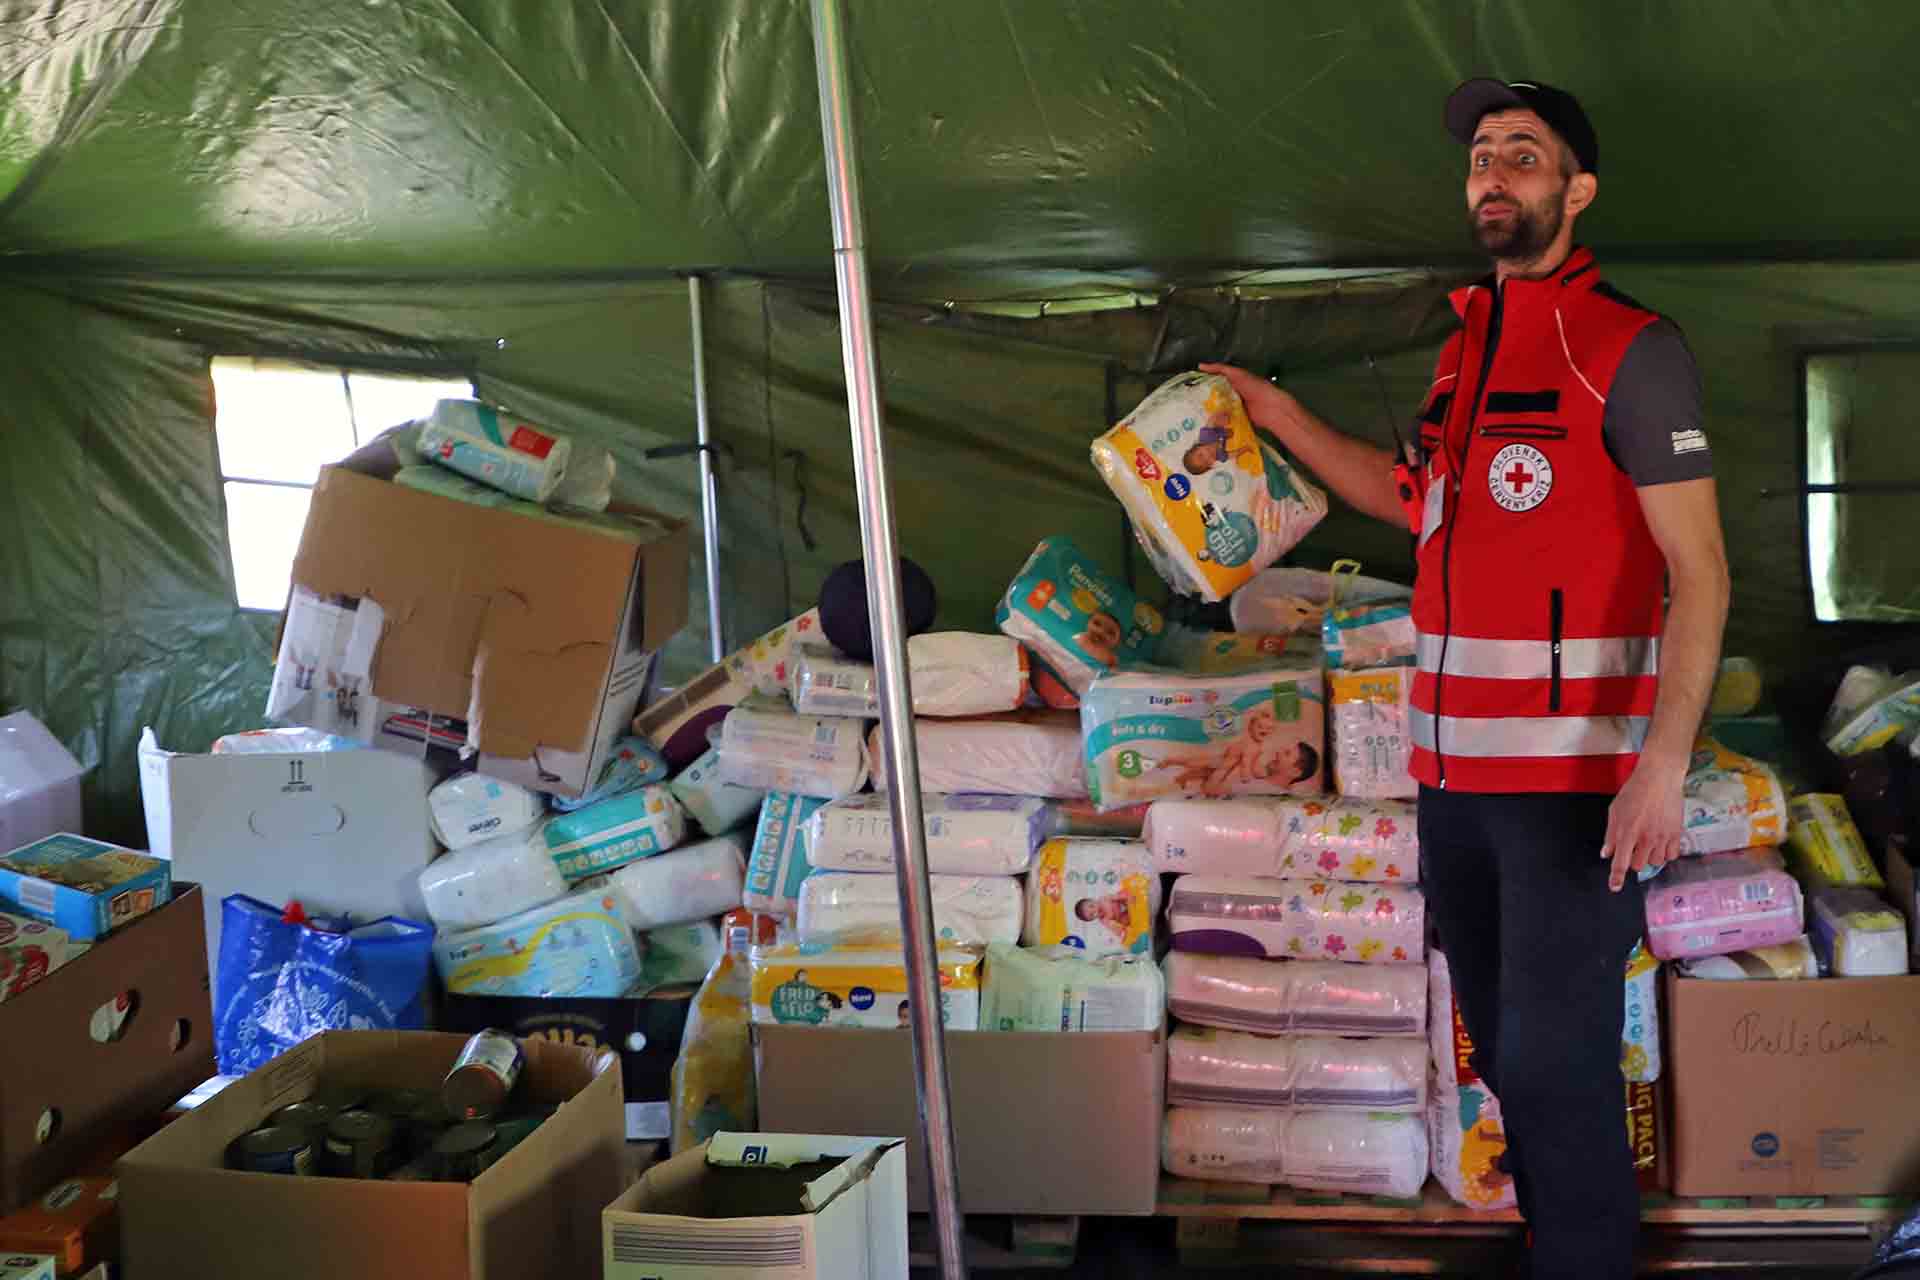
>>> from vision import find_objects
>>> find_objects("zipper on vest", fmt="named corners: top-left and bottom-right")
top-left (1434, 282), bottom-right (1505, 787)
top-left (1549, 587), bottom-right (1565, 713)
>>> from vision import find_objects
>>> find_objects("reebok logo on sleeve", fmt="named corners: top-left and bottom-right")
top-left (1670, 427), bottom-right (1708, 455)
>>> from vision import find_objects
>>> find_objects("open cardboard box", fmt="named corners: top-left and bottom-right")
top-left (116, 1030), bottom-right (624, 1280)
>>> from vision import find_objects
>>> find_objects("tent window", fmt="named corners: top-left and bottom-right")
top-left (1804, 351), bottom-right (1920, 623)
top-left (210, 358), bottom-right (473, 610)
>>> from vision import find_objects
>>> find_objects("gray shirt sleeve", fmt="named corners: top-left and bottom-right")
top-left (1602, 319), bottom-right (1712, 485)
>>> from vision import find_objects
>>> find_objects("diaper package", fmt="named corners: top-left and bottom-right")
top-left (1322, 601), bottom-right (1416, 670)
top-left (1328, 667), bottom-right (1416, 800)
top-left (749, 944), bottom-right (982, 1030)
top-left (542, 783), bottom-right (689, 881)
top-left (551, 737), bottom-right (670, 813)
top-left (1228, 564), bottom-right (1411, 636)
top-left (1621, 942), bottom-right (1661, 1084)
top-left (1809, 885), bottom-right (1910, 977)
top-left (1824, 668), bottom-right (1920, 757)
top-left (1093, 372), bottom-right (1328, 602)
top-left (1786, 793), bottom-right (1885, 888)
top-left (1169, 875), bottom-right (1426, 965)
top-left (211, 726), bottom-right (365, 754)
top-left (432, 882), bottom-right (643, 998)
top-left (418, 823), bottom-right (570, 931)
top-left (1429, 949), bottom-right (1517, 1211)
top-left (1143, 796), bottom-right (1418, 882)
top-left (1144, 797), bottom-right (1295, 875)
top-left (1163, 950), bottom-right (1428, 1037)
top-left (1678, 935), bottom-right (1820, 980)
top-left (979, 943), bottom-right (1165, 1032)
top-left (609, 835), bottom-right (747, 931)
top-left (635, 919), bottom-right (725, 992)
top-left (1022, 838), bottom-right (1159, 957)
top-left (1679, 737), bottom-right (1789, 856)
top-left (994, 537), bottom-right (1164, 694)
top-left (1053, 798), bottom-right (1152, 839)
top-left (668, 746), bottom-right (767, 835)
top-left (871, 712), bottom-right (1088, 799)
top-left (417, 399), bottom-right (573, 503)
top-left (1644, 847), bottom-right (1806, 961)
top-left (744, 792), bottom-right (827, 917)
top-left (789, 633), bottom-right (1029, 719)
top-left (1154, 627), bottom-right (1321, 676)
top-left (1081, 664), bottom-right (1325, 810)
top-left (795, 872), bottom-right (1023, 948)
top-left (1162, 1106), bottom-right (1428, 1197)
top-left (426, 772), bottom-right (546, 851)
top-left (634, 609), bottom-right (822, 768)
top-left (1168, 1026), bottom-right (1427, 1112)
top-left (718, 709), bottom-right (870, 799)
top-left (807, 793), bottom-right (1046, 876)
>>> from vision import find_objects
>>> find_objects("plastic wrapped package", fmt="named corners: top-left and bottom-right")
top-left (426, 772), bottom-right (545, 851)
top-left (1092, 372), bottom-right (1328, 602)
top-left (417, 824), bottom-right (570, 931)
top-left (1022, 838), bottom-right (1159, 957)
top-left (978, 943), bottom-right (1165, 1032)
top-left (744, 792), bottom-right (826, 917)
top-left (1786, 793), bottom-right (1885, 888)
top-left (432, 882), bottom-right (643, 997)
top-left (717, 709), bottom-right (870, 799)
top-left (1322, 601), bottom-right (1416, 670)
top-left (749, 944), bottom-right (981, 1029)
top-left (609, 836), bottom-right (747, 930)
top-left (993, 537), bottom-right (1164, 695)
top-left (1143, 796), bottom-right (1418, 882)
top-left (1428, 949), bottom-right (1517, 1210)
top-left (1154, 627), bottom-right (1320, 675)
top-left (417, 399), bottom-right (573, 502)
top-left (1621, 943), bottom-right (1661, 1083)
top-left (1644, 848), bottom-right (1805, 961)
top-left (1081, 664), bottom-right (1325, 810)
top-left (1052, 798), bottom-right (1151, 839)
top-left (635, 920), bottom-right (724, 992)
top-left (1680, 738), bottom-right (1789, 856)
top-left (1144, 797), bottom-right (1293, 874)
top-left (1167, 1026), bottom-right (1427, 1111)
top-left (1162, 1106), bottom-right (1428, 1197)
top-left (209, 727), bottom-right (365, 754)
top-left (1327, 667), bottom-right (1416, 800)
top-left (795, 871), bottom-right (1022, 947)
top-left (870, 712), bottom-right (1087, 799)
top-left (1169, 875), bottom-right (1426, 965)
top-left (788, 634), bottom-right (1029, 718)
top-left (1823, 668), bottom-right (1920, 757)
top-left (806, 793), bottom-right (1045, 876)
top-left (1228, 565), bottom-right (1410, 636)
top-left (551, 737), bottom-right (670, 812)
top-left (542, 784), bottom-right (688, 881)
top-left (1809, 885), bottom-right (1910, 976)
top-left (668, 746), bottom-right (766, 835)
top-left (1163, 950), bottom-right (1427, 1037)
top-left (634, 609), bottom-right (822, 769)
top-left (1, 711), bottom-right (86, 854)
top-left (550, 439), bottom-right (616, 512)
top-left (1677, 936), bottom-right (1820, 980)
top-left (671, 950), bottom-right (754, 1153)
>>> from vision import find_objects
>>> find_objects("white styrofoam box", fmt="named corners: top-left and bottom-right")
top-left (0, 712), bottom-right (86, 855)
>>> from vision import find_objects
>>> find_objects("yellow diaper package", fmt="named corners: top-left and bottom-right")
top-left (1786, 793), bottom-right (1884, 889)
top-left (749, 944), bottom-right (982, 1030)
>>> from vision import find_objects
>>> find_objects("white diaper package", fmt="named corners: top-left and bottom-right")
top-left (1143, 796), bottom-right (1419, 882)
top-left (1168, 1026), bottom-right (1426, 1112)
top-left (1677, 936), bottom-right (1820, 980)
top-left (426, 772), bottom-right (547, 851)
top-left (806, 793), bottom-right (1046, 876)
top-left (1809, 885), bottom-right (1911, 977)
top-left (1328, 667), bottom-right (1416, 800)
top-left (1321, 601), bottom-right (1417, 670)
top-left (609, 835), bottom-right (747, 931)
top-left (979, 943), bottom-right (1165, 1032)
top-left (743, 792), bottom-right (827, 917)
top-left (994, 537), bottom-right (1165, 696)
top-left (1163, 950), bottom-right (1427, 1037)
top-left (542, 783), bottom-right (689, 881)
top-left (795, 872), bottom-right (1024, 947)
top-left (718, 709), bottom-right (870, 800)
top-left (1169, 875), bottom-right (1426, 965)
top-left (417, 398), bottom-right (573, 503)
top-left (1081, 664), bottom-right (1326, 810)
top-left (668, 746), bottom-right (767, 835)
top-left (432, 881), bottom-right (643, 998)
top-left (1823, 667), bottom-right (1920, 757)
top-left (789, 634), bottom-right (1029, 719)
top-left (1093, 372), bottom-right (1328, 602)
top-left (1162, 1106), bottom-right (1428, 1197)
top-left (1621, 942), bottom-right (1661, 1084)
top-left (1023, 838), bottom-right (1160, 957)
top-left (1680, 737), bottom-right (1789, 856)
top-left (749, 944), bottom-right (982, 1030)
top-left (417, 823), bottom-right (571, 931)
top-left (1429, 948), bottom-right (1518, 1210)
top-left (870, 712), bottom-right (1088, 799)
top-left (1228, 565), bottom-right (1410, 636)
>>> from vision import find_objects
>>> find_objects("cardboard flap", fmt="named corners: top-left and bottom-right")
top-left (800, 1141), bottom-right (900, 1214)
top-left (705, 1133), bottom-right (894, 1171)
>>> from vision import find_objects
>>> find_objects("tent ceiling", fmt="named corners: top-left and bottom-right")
top-left (3, 0), bottom-right (1918, 297)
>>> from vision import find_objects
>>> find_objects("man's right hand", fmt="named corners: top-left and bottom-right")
top-left (1199, 363), bottom-right (1296, 439)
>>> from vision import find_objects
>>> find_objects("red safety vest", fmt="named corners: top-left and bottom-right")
top-left (1407, 247), bottom-right (1666, 794)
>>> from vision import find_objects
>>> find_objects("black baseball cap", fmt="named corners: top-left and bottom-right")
top-left (1444, 78), bottom-right (1599, 175)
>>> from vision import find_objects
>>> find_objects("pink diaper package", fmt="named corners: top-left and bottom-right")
top-left (1644, 847), bottom-right (1805, 962)
top-left (1168, 874), bottom-right (1425, 965)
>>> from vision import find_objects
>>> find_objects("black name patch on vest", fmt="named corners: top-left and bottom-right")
top-left (1484, 389), bottom-right (1560, 414)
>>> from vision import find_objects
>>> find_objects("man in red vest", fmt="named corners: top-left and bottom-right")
top-left (1206, 80), bottom-right (1729, 1279)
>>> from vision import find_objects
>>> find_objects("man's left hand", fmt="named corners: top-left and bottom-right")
top-left (1602, 756), bottom-right (1687, 892)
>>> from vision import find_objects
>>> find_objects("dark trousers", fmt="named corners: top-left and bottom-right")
top-left (1418, 785), bottom-right (1646, 1280)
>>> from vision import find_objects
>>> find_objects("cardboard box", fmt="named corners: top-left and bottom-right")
top-left (289, 466), bottom-right (689, 797)
top-left (1668, 970), bottom-right (1920, 1196)
top-left (439, 992), bottom-right (693, 1141)
top-left (1888, 837), bottom-right (1920, 969)
top-left (603, 1132), bottom-right (907, 1280)
top-left (0, 887), bottom-right (213, 1214)
top-left (755, 1026), bottom-right (1163, 1215)
top-left (138, 729), bottom-right (438, 972)
top-left (0, 1176), bottom-right (117, 1275)
top-left (117, 1030), bottom-right (624, 1280)
top-left (0, 713), bottom-right (84, 857)
top-left (0, 836), bottom-right (170, 943)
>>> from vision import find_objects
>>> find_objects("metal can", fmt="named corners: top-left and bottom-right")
top-left (443, 1029), bottom-right (524, 1120)
top-left (367, 1088), bottom-right (437, 1158)
top-left (487, 1111), bottom-right (549, 1161)
top-left (268, 1100), bottom-right (334, 1150)
top-left (431, 1120), bottom-right (499, 1182)
top-left (324, 1109), bottom-right (396, 1179)
top-left (230, 1125), bottom-right (315, 1175)
top-left (312, 1085), bottom-right (369, 1114)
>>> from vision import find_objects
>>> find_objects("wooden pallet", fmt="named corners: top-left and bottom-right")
top-left (907, 1213), bottom-right (1080, 1270)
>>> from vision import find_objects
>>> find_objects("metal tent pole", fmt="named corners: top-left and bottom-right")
top-left (809, 2), bottom-right (966, 1275)
top-left (688, 274), bottom-right (726, 663)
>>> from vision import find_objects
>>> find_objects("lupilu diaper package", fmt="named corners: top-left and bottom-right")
top-left (432, 881), bottom-right (643, 998)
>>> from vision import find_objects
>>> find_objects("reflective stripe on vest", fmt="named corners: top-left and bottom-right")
top-left (1415, 633), bottom-right (1660, 681)
top-left (1410, 708), bottom-right (1651, 758)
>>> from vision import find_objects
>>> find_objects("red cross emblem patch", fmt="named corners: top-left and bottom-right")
top-left (1487, 442), bottom-right (1553, 512)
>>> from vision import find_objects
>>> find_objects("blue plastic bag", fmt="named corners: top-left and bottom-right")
top-left (214, 895), bottom-right (434, 1075)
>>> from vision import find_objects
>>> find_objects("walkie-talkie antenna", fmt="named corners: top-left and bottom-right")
top-left (1366, 353), bottom-right (1416, 467)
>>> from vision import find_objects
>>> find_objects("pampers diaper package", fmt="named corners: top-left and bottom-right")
top-left (417, 398), bottom-right (573, 503)
top-left (1093, 372), bottom-right (1328, 602)
top-left (718, 709), bottom-right (870, 799)
top-left (551, 736), bottom-right (670, 813)
top-left (1321, 600), bottom-right (1416, 670)
top-left (1163, 950), bottom-right (1428, 1037)
top-left (795, 872), bottom-right (1023, 948)
top-left (1167, 1026), bottom-right (1426, 1112)
top-left (995, 537), bottom-right (1164, 695)
top-left (1168, 874), bottom-right (1426, 965)
top-left (749, 944), bottom-right (982, 1030)
top-left (1081, 663), bottom-right (1325, 810)
top-left (806, 793), bottom-right (1046, 876)
top-left (668, 745), bottom-right (766, 836)
top-left (1644, 847), bottom-right (1805, 961)
top-left (744, 792), bottom-right (827, 917)
top-left (1786, 793), bottom-right (1884, 888)
top-left (1022, 838), bottom-right (1159, 957)
top-left (432, 882), bottom-right (643, 998)
top-left (979, 943), bottom-right (1165, 1032)
top-left (541, 783), bottom-right (688, 881)
top-left (1680, 737), bottom-right (1789, 856)
top-left (1327, 667), bottom-right (1416, 800)
top-left (1162, 1106), bottom-right (1427, 1197)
